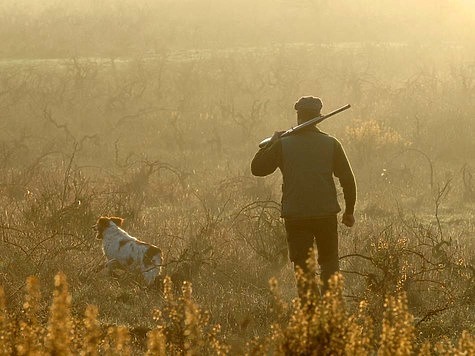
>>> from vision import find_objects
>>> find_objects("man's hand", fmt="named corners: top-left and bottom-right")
top-left (342, 213), bottom-right (355, 227)
top-left (269, 131), bottom-right (285, 145)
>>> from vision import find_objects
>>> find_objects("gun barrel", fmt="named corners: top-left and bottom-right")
top-left (258, 104), bottom-right (351, 148)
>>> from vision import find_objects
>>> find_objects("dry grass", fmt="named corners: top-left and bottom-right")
top-left (0, 2), bottom-right (474, 353)
top-left (0, 273), bottom-right (474, 354)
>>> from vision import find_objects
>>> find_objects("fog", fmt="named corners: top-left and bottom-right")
top-left (1, 0), bottom-right (475, 57)
top-left (0, 1), bottom-right (474, 354)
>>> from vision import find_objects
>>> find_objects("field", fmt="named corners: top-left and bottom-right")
top-left (0, 1), bottom-right (474, 354)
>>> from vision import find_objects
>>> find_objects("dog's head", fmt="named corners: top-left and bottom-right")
top-left (93, 216), bottom-right (124, 240)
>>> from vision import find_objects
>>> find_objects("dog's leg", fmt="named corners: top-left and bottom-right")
top-left (105, 259), bottom-right (120, 275)
top-left (143, 264), bottom-right (164, 287)
top-left (142, 268), bottom-right (156, 286)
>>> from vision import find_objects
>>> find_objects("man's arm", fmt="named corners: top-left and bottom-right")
top-left (251, 132), bottom-right (282, 176)
top-left (333, 139), bottom-right (356, 225)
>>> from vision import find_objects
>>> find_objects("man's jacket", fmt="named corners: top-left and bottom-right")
top-left (251, 127), bottom-right (356, 219)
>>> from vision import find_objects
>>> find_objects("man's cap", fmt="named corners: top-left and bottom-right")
top-left (294, 96), bottom-right (323, 112)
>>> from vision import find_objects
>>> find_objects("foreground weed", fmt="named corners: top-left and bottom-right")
top-left (270, 274), bottom-right (358, 355)
top-left (82, 305), bottom-right (101, 355)
top-left (16, 276), bottom-right (42, 355)
top-left (46, 272), bottom-right (74, 355)
top-left (103, 325), bottom-right (132, 355)
top-left (0, 273), bottom-right (474, 355)
top-left (378, 293), bottom-right (414, 355)
top-left (0, 286), bottom-right (12, 355)
top-left (148, 276), bottom-right (229, 355)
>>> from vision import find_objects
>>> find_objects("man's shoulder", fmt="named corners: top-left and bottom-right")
top-left (315, 132), bottom-right (346, 153)
top-left (316, 130), bottom-right (341, 145)
top-left (311, 128), bottom-right (338, 141)
top-left (281, 130), bottom-right (340, 144)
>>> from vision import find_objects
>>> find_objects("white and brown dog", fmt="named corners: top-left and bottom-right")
top-left (94, 216), bottom-right (162, 286)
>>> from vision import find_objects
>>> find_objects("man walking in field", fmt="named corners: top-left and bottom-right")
top-left (251, 96), bottom-right (356, 296)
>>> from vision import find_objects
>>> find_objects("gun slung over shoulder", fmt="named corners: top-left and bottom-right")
top-left (258, 104), bottom-right (351, 148)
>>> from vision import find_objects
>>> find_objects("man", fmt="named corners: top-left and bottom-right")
top-left (251, 96), bottom-right (356, 296)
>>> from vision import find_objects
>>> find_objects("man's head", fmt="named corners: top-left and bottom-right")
top-left (294, 96), bottom-right (323, 124)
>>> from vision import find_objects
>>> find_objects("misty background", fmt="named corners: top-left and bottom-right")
top-left (1, 0), bottom-right (475, 57)
top-left (0, 0), bottom-right (474, 352)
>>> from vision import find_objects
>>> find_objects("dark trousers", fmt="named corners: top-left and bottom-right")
top-left (285, 216), bottom-right (339, 294)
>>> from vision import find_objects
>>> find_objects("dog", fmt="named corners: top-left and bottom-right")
top-left (94, 216), bottom-right (162, 286)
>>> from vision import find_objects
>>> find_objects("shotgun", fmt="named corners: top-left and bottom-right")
top-left (258, 104), bottom-right (351, 148)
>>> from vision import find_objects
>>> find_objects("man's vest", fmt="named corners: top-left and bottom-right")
top-left (280, 129), bottom-right (341, 219)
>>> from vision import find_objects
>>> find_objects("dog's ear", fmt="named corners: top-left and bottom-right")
top-left (110, 217), bottom-right (124, 227)
top-left (94, 217), bottom-right (112, 239)
top-left (96, 217), bottom-right (111, 229)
